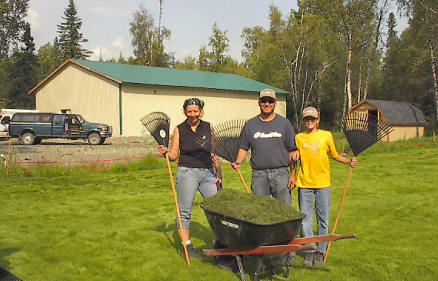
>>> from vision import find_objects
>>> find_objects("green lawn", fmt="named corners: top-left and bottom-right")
top-left (0, 138), bottom-right (437, 281)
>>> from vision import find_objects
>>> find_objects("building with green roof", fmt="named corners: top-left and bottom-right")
top-left (29, 59), bottom-right (288, 136)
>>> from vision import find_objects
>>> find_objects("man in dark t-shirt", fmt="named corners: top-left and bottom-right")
top-left (232, 89), bottom-right (297, 205)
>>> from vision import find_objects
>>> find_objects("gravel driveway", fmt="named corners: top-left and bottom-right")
top-left (0, 137), bottom-right (159, 165)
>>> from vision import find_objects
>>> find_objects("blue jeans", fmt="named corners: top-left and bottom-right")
top-left (251, 167), bottom-right (291, 205)
top-left (176, 166), bottom-right (217, 229)
top-left (298, 188), bottom-right (331, 254)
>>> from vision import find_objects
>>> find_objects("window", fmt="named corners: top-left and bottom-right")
top-left (39, 114), bottom-right (52, 123)
top-left (53, 115), bottom-right (65, 125)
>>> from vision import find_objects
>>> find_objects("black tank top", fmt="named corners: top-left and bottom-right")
top-left (177, 120), bottom-right (213, 168)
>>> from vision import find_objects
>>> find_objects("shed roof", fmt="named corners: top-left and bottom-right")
top-left (352, 99), bottom-right (427, 125)
top-left (29, 59), bottom-right (288, 95)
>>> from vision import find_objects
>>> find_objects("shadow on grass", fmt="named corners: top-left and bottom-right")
top-left (0, 247), bottom-right (20, 269)
top-left (153, 221), bottom-right (213, 257)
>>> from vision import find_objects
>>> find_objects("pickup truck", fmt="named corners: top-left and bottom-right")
top-left (0, 109), bottom-right (39, 140)
top-left (8, 113), bottom-right (112, 145)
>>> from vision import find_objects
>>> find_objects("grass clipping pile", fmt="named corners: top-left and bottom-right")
top-left (202, 189), bottom-right (301, 224)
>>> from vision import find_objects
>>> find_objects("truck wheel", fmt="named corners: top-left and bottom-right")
top-left (21, 132), bottom-right (35, 145)
top-left (87, 132), bottom-right (101, 145)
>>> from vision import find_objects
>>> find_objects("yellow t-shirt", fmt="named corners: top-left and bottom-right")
top-left (296, 130), bottom-right (339, 189)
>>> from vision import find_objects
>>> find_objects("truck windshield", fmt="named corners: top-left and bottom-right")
top-left (76, 115), bottom-right (87, 123)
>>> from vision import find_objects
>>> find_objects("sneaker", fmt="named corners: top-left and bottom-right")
top-left (313, 252), bottom-right (324, 266)
top-left (185, 243), bottom-right (200, 259)
top-left (302, 253), bottom-right (314, 267)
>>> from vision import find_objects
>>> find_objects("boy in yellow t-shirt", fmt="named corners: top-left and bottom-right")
top-left (294, 107), bottom-right (357, 267)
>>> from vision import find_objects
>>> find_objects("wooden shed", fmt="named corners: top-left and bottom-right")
top-left (29, 59), bottom-right (288, 137)
top-left (349, 99), bottom-right (427, 142)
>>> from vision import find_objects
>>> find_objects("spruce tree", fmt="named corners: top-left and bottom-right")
top-left (386, 13), bottom-right (397, 49)
top-left (57, 0), bottom-right (91, 60)
top-left (8, 23), bottom-right (38, 108)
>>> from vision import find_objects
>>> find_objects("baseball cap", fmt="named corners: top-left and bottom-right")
top-left (302, 107), bottom-right (319, 119)
top-left (259, 88), bottom-right (276, 100)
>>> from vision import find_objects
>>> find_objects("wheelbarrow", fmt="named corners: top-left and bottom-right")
top-left (202, 207), bottom-right (357, 281)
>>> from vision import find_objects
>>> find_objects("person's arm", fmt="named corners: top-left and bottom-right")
top-left (288, 151), bottom-right (298, 190)
top-left (326, 131), bottom-right (357, 168)
top-left (157, 127), bottom-right (180, 161)
top-left (231, 148), bottom-right (247, 170)
top-left (211, 153), bottom-right (222, 183)
top-left (335, 155), bottom-right (358, 168)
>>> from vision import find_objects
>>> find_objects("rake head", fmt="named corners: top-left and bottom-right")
top-left (140, 112), bottom-right (170, 147)
top-left (342, 111), bottom-right (393, 156)
top-left (197, 119), bottom-right (246, 163)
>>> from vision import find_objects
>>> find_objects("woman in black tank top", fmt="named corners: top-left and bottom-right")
top-left (158, 98), bottom-right (221, 259)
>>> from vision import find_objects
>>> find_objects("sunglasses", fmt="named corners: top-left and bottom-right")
top-left (259, 97), bottom-right (276, 104)
top-left (303, 117), bottom-right (317, 122)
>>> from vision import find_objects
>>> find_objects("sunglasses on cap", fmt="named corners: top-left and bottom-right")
top-left (259, 97), bottom-right (276, 104)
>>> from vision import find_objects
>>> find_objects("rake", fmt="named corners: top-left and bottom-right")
top-left (197, 119), bottom-right (250, 193)
top-left (324, 111), bottom-right (393, 264)
top-left (140, 112), bottom-right (190, 266)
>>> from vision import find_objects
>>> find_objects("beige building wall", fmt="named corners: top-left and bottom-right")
top-left (384, 126), bottom-right (424, 142)
top-left (34, 63), bottom-right (288, 138)
top-left (121, 84), bottom-right (287, 137)
top-left (34, 64), bottom-right (121, 135)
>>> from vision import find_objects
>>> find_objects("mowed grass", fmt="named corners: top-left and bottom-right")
top-left (0, 138), bottom-right (437, 281)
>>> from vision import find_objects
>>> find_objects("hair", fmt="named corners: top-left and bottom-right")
top-left (183, 98), bottom-right (204, 110)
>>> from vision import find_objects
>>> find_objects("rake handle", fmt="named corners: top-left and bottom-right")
top-left (165, 153), bottom-right (191, 266)
top-left (236, 169), bottom-right (250, 193)
top-left (324, 166), bottom-right (353, 264)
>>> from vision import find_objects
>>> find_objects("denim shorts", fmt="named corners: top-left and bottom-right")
top-left (176, 166), bottom-right (218, 229)
top-left (251, 167), bottom-right (291, 205)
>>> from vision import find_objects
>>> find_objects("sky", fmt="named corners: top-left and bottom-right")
top-left (27, 0), bottom-right (299, 63)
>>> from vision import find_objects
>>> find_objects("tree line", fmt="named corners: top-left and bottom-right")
top-left (1, 0), bottom-right (436, 132)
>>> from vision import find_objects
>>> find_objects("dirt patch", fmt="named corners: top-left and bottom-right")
top-left (0, 137), bottom-right (160, 165)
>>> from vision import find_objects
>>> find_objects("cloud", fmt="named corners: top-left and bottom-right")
top-left (112, 37), bottom-right (125, 49)
top-left (88, 38), bottom-right (132, 61)
top-left (26, 8), bottom-right (40, 30)
top-left (86, 1), bottom-right (132, 17)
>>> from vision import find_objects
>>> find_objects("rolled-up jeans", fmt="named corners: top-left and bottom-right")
top-left (298, 188), bottom-right (331, 254)
top-left (176, 166), bottom-right (217, 229)
top-left (251, 167), bottom-right (291, 205)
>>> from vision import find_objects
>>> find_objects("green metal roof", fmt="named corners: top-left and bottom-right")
top-left (73, 59), bottom-right (288, 94)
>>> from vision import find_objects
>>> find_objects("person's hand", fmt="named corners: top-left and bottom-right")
top-left (288, 174), bottom-right (296, 190)
top-left (349, 157), bottom-right (358, 168)
top-left (291, 150), bottom-right (300, 161)
top-left (158, 145), bottom-right (167, 155)
top-left (215, 176), bottom-right (222, 184)
top-left (231, 162), bottom-right (241, 170)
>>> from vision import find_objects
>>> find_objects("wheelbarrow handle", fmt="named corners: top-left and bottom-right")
top-left (289, 233), bottom-right (357, 245)
top-left (204, 244), bottom-right (316, 256)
